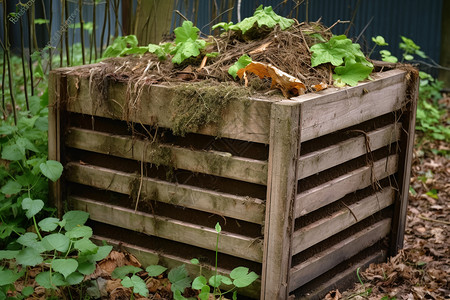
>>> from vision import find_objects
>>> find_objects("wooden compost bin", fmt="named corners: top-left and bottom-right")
top-left (48, 64), bottom-right (418, 299)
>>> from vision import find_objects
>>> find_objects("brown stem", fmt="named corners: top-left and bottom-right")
top-left (99, 0), bottom-right (109, 57)
top-left (27, 9), bottom-right (34, 95)
top-left (20, 19), bottom-right (30, 111)
top-left (78, 0), bottom-right (85, 65)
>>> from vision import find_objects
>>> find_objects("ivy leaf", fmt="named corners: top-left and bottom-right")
top-left (174, 21), bottom-right (199, 44)
top-left (1, 180), bottom-right (22, 195)
top-left (73, 237), bottom-right (98, 254)
top-left (52, 258), bottom-right (79, 278)
top-left (42, 233), bottom-right (70, 252)
top-left (21, 198), bottom-right (44, 219)
top-left (62, 210), bottom-right (89, 231)
top-left (16, 247), bottom-right (43, 267)
top-left (168, 265), bottom-right (192, 294)
top-left (86, 245), bottom-right (113, 262)
top-left (17, 232), bottom-right (46, 253)
top-left (65, 225), bottom-right (93, 239)
top-left (333, 59), bottom-right (373, 86)
top-left (146, 265), bottom-right (167, 277)
top-left (228, 54), bottom-right (252, 79)
top-left (230, 267), bottom-right (259, 288)
top-left (39, 160), bottom-right (63, 182)
top-left (38, 217), bottom-right (61, 232)
top-left (121, 275), bottom-right (149, 297)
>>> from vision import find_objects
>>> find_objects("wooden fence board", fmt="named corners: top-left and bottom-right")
top-left (66, 128), bottom-right (268, 185)
top-left (294, 69), bottom-right (406, 142)
top-left (71, 196), bottom-right (263, 262)
top-left (297, 123), bottom-right (401, 179)
top-left (295, 154), bottom-right (398, 218)
top-left (292, 187), bottom-right (394, 255)
top-left (289, 218), bottom-right (391, 291)
top-left (66, 162), bottom-right (265, 224)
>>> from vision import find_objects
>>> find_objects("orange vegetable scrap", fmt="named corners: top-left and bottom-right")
top-left (237, 61), bottom-right (306, 98)
top-left (311, 82), bottom-right (328, 92)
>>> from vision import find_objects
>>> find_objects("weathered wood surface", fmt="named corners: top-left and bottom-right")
top-left (292, 187), bottom-right (394, 255)
top-left (289, 218), bottom-right (391, 291)
top-left (297, 123), bottom-right (401, 180)
top-left (262, 101), bottom-right (301, 300)
top-left (295, 154), bottom-right (398, 218)
top-left (66, 128), bottom-right (268, 185)
top-left (63, 72), bottom-right (273, 143)
top-left (66, 162), bottom-right (265, 224)
top-left (94, 236), bottom-right (261, 299)
top-left (71, 196), bottom-right (263, 262)
top-left (293, 69), bottom-right (407, 142)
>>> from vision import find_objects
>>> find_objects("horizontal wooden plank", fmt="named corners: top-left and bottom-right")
top-left (93, 235), bottom-right (261, 299)
top-left (289, 218), bottom-right (391, 291)
top-left (66, 128), bottom-right (268, 185)
top-left (297, 123), bottom-right (401, 180)
top-left (66, 162), bottom-right (265, 224)
top-left (71, 196), bottom-right (263, 262)
top-left (294, 69), bottom-right (407, 142)
top-left (292, 187), bottom-right (394, 255)
top-left (64, 73), bottom-right (273, 143)
top-left (295, 154), bottom-right (398, 218)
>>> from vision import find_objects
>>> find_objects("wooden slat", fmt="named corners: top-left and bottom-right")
top-left (295, 154), bottom-right (398, 218)
top-left (262, 101), bottom-right (301, 300)
top-left (66, 128), bottom-right (268, 185)
top-left (297, 123), bottom-right (401, 180)
top-left (292, 187), bottom-right (394, 255)
top-left (64, 72), bottom-right (273, 143)
top-left (71, 196), bottom-right (263, 262)
top-left (94, 236), bottom-right (261, 299)
top-left (294, 69), bottom-right (406, 142)
top-left (66, 162), bottom-right (265, 224)
top-left (289, 218), bottom-right (391, 291)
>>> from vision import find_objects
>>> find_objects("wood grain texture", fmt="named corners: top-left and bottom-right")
top-left (297, 123), bottom-right (401, 180)
top-left (294, 69), bottom-right (407, 142)
top-left (289, 218), bottom-right (391, 291)
top-left (66, 162), bottom-right (265, 224)
top-left (71, 196), bottom-right (263, 262)
top-left (66, 127), bottom-right (268, 185)
top-left (295, 154), bottom-right (398, 218)
top-left (261, 101), bottom-right (301, 300)
top-left (292, 187), bottom-right (394, 255)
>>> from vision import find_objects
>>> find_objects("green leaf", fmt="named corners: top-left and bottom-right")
top-left (34, 18), bottom-right (49, 25)
top-left (111, 265), bottom-right (143, 279)
top-left (73, 237), bottom-right (98, 254)
top-left (208, 275), bottom-right (223, 288)
top-left (206, 52), bottom-right (219, 58)
top-left (230, 266), bottom-right (259, 288)
top-left (173, 290), bottom-right (188, 300)
top-left (65, 225), bottom-right (93, 239)
top-left (63, 210), bottom-right (90, 231)
top-left (38, 217), bottom-right (61, 232)
top-left (120, 46), bottom-right (149, 56)
top-left (77, 260), bottom-right (96, 275)
top-left (174, 21), bottom-right (200, 44)
top-left (0, 123), bottom-right (17, 135)
top-left (86, 245), bottom-right (112, 262)
top-left (311, 35), bottom-right (355, 67)
top-left (121, 275), bottom-right (149, 297)
top-left (16, 247), bottom-right (43, 267)
top-left (146, 265), bottom-right (167, 277)
top-left (190, 258), bottom-right (200, 265)
top-left (16, 137), bottom-right (40, 153)
top-left (215, 222), bottom-right (222, 233)
top-left (1, 180), bottom-right (22, 195)
top-left (21, 286), bottom-right (34, 297)
top-left (0, 267), bottom-right (25, 285)
top-left (212, 21), bottom-right (234, 31)
top-left (17, 232), bottom-right (46, 253)
top-left (39, 160), bottom-right (63, 182)
top-left (42, 233), bottom-right (70, 252)
top-left (52, 259), bottom-right (79, 278)
top-left (228, 54), bottom-right (252, 79)
top-left (199, 286), bottom-right (210, 300)
top-left (403, 54), bottom-right (414, 61)
top-left (21, 198), bottom-right (44, 219)
top-left (372, 36), bottom-right (388, 46)
top-left (35, 271), bottom-right (67, 289)
top-left (0, 250), bottom-right (20, 260)
top-left (192, 276), bottom-right (207, 289)
top-left (168, 265), bottom-right (192, 294)
top-left (1, 144), bottom-right (25, 161)
top-left (66, 271), bottom-right (84, 285)
top-left (333, 59), bottom-right (373, 86)
top-left (171, 38), bottom-right (206, 64)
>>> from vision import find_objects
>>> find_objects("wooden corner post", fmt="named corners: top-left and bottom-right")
top-left (262, 101), bottom-right (301, 299)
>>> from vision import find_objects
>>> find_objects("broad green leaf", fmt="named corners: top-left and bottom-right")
top-left (35, 271), bottom-right (67, 289)
top-left (0, 250), bottom-right (20, 260)
top-left (1, 180), bottom-right (22, 195)
top-left (42, 233), bottom-right (70, 252)
top-left (65, 225), bottom-right (93, 239)
top-left (86, 245), bottom-right (112, 262)
top-left (1, 144), bottom-right (25, 161)
top-left (171, 38), bottom-right (206, 64)
top-left (21, 198), bottom-right (44, 219)
top-left (168, 264), bottom-right (192, 294)
top-left (199, 285), bottom-right (210, 300)
top-left (17, 115), bottom-right (39, 130)
top-left (77, 260), bottom-right (96, 275)
top-left (230, 267), bottom-right (258, 288)
top-left (63, 210), bottom-right (89, 231)
top-left (190, 258), bottom-right (199, 265)
top-left (111, 265), bottom-right (143, 279)
top-left (52, 258), bottom-right (78, 278)
top-left (0, 123), bottom-right (17, 135)
top-left (228, 54), bottom-right (252, 79)
top-left (208, 275), bottom-right (223, 288)
top-left (16, 172), bottom-right (36, 187)
top-left (311, 35), bottom-right (354, 67)
top-left (0, 267), bottom-right (25, 285)
top-left (38, 217), bottom-right (61, 232)
top-left (372, 36), bottom-right (388, 46)
top-left (21, 286), bottom-right (34, 297)
top-left (212, 21), bottom-right (234, 31)
top-left (192, 276), bottom-right (207, 289)
top-left (146, 265), bottom-right (167, 277)
top-left (173, 290), bottom-right (188, 300)
top-left (74, 237), bottom-right (98, 254)
top-left (66, 271), bottom-right (84, 285)
top-left (16, 247), bottom-right (43, 267)
top-left (174, 21), bottom-right (199, 44)
top-left (39, 160), bottom-right (63, 182)
top-left (16, 137), bottom-right (40, 153)
top-left (121, 275), bottom-right (149, 297)
top-left (17, 232), bottom-right (46, 253)
top-left (120, 46), bottom-right (149, 56)
top-left (333, 59), bottom-right (373, 86)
